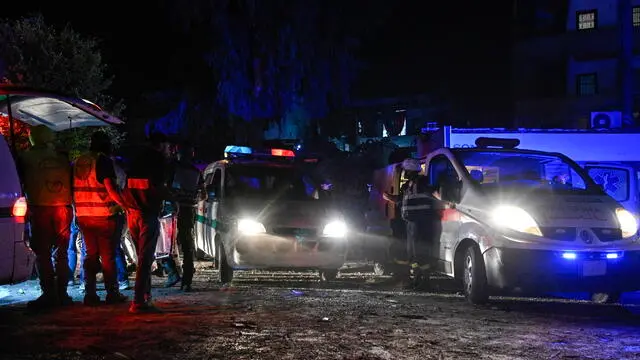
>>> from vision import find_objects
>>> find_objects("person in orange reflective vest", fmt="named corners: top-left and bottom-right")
top-left (73, 131), bottom-right (128, 305)
top-left (18, 125), bottom-right (74, 310)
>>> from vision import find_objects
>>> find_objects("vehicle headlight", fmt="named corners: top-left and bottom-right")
top-left (615, 208), bottom-right (638, 238)
top-left (491, 205), bottom-right (542, 237)
top-left (237, 219), bottom-right (266, 235)
top-left (322, 220), bottom-right (347, 238)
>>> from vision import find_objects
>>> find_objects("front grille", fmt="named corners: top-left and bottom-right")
top-left (541, 227), bottom-right (576, 241)
top-left (271, 227), bottom-right (318, 237)
top-left (591, 228), bottom-right (622, 242)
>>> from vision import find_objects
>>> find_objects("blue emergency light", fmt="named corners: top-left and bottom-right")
top-left (224, 145), bottom-right (253, 158)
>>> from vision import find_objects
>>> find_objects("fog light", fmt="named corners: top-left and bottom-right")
top-left (562, 252), bottom-right (577, 260)
top-left (606, 253), bottom-right (619, 259)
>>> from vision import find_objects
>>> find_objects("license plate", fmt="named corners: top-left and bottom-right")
top-left (583, 260), bottom-right (606, 276)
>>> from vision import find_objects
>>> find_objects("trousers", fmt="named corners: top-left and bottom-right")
top-left (30, 205), bottom-right (73, 299)
top-left (127, 210), bottom-right (160, 304)
top-left (77, 216), bottom-right (118, 296)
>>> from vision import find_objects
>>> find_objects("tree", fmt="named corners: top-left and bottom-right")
top-left (0, 14), bottom-right (125, 158)
top-left (157, 0), bottom-right (385, 144)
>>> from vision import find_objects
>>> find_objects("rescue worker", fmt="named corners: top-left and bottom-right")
top-left (167, 141), bottom-right (204, 292)
top-left (383, 158), bottom-right (436, 290)
top-left (18, 125), bottom-right (74, 309)
top-left (73, 131), bottom-right (128, 305)
top-left (120, 132), bottom-right (173, 313)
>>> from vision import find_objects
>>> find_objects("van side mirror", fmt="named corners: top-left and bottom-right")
top-left (440, 179), bottom-right (462, 204)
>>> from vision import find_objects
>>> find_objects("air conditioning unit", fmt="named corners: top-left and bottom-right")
top-left (590, 111), bottom-right (622, 129)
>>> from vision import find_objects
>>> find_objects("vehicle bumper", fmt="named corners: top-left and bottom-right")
top-left (484, 247), bottom-right (640, 294)
top-left (231, 234), bottom-right (347, 269)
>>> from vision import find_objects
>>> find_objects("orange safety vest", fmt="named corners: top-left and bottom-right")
top-left (73, 152), bottom-right (116, 217)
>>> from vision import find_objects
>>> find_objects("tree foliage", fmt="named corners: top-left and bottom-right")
top-left (0, 14), bottom-right (125, 157)
top-left (160, 0), bottom-right (383, 142)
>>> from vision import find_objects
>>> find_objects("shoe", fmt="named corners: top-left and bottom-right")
top-left (118, 280), bottom-right (131, 291)
top-left (59, 294), bottom-right (74, 306)
top-left (164, 274), bottom-right (181, 288)
top-left (129, 301), bottom-right (162, 314)
top-left (180, 284), bottom-right (192, 292)
top-left (106, 292), bottom-right (128, 305)
top-left (83, 294), bottom-right (102, 306)
top-left (27, 295), bottom-right (57, 310)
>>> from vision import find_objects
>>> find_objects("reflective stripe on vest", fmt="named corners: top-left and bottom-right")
top-left (402, 193), bottom-right (433, 220)
top-left (128, 178), bottom-right (150, 189)
top-left (73, 153), bottom-right (115, 217)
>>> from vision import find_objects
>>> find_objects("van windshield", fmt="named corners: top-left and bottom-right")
top-left (226, 165), bottom-right (320, 201)
top-left (453, 150), bottom-right (601, 194)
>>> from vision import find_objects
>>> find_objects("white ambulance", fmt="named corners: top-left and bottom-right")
top-left (370, 137), bottom-right (640, 304)
top-left (0, 85), bottom-right (123, 285)
top-left (195, 145), bottom-right (349, 283)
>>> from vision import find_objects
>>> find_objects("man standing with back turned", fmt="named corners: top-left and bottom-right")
top-left (120, 132), bottom-right (173, 313)
top-left (19, 125), bottom-right (74, 309)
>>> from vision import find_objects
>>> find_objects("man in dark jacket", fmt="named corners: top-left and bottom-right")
top-left (120, 132), bottom-right (173, 313)
top-left (162, 141), bottom-right (204, 291)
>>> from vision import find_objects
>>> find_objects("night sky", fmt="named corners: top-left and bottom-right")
top-left (6, 0), bottom-right (513, 117)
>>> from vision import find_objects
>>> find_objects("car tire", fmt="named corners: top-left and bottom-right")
top-left (462, 245), bottom-right (489, 304)
top-left (591, 292), bottom-right (621, 304)
top-left (216, 237), bottom-right (233, 284)
top-left (319, 269), bottom-right (339, 282)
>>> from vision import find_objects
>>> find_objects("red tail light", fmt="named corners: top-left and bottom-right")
top-left (271, 148), bottom-right (295, 157)
top-left (12, 197), bottom-right (27, 217)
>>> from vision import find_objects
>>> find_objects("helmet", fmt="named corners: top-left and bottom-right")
top-left (402, 158), bottom-right (421, 172)
top-left (28, 125), bottom-right (55, 146)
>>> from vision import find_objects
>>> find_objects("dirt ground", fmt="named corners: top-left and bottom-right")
top-left (1, 262), bottom-right (640, 360)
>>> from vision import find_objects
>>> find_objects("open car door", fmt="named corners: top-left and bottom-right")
top-left (0, 85), bottom-right (123, 133)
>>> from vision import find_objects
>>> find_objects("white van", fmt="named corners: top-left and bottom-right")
top-left (0, 134), bottom-right (32, 285)
top-left (0, 85), bottom-right (123, 285)
top-left (370, 137), bottom-right (640, 304)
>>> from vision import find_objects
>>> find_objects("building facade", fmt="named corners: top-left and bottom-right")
top-left (514, 0), bottom-right (640, 128)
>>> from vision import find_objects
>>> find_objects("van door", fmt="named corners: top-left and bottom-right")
top-left (195, 170), bottom-right (213, 259)
top-left (426, 155), bottom-right (462, 274)
top-left (584, 164), bottom-right (637, 214)
top-left (205, 168), bottom-right (223, 257)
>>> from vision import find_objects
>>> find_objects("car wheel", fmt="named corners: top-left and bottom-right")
top-left (319, 269), bottom-right (339, 282)
top-left (462, 245), bottom-right (489, 304)
top-left (216, 237), bottom-right (233, 284)
top-left (591, 292), bottom-right (621, 304)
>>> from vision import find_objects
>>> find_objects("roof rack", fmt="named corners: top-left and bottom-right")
top-left (474, 137), bottom-right (520, 149)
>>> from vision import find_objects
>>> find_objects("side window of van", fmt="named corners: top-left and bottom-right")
top-left (587, 166), bottom-right (629, 202)
top-left (205, 169), bottom-right (222, 199)
top-left (428, 155), bottom-right (457, 187)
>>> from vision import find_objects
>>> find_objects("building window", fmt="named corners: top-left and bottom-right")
top-left (577, 73), bottom-right (597, 96)
top-left (576, 10), bottom-right (597, 30)
top-left (634, 7), bottom-right (640, 27)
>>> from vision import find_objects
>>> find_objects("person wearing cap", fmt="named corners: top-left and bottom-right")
top-left (383, 158), bottom-right (436, 290)
top-left (73, 131), bottom-right (128, 306)
top-left (18, 125), bottom-right (74, 309)
top-left (119, 131), bottom-right (174, 313)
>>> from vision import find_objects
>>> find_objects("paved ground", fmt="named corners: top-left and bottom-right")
top-left (1, 262), bottom-right (640, 360)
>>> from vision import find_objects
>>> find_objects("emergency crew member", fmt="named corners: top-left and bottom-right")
top-left (73, 131), bottom-right (128, 305)
top-left (169, 141), bottom-right (204, 292)
top-left (120, 132), bottom-right (173, 313)
top-left (383, 158), bottom-right (436, 289)
top-left (18, 125), bottom-right (74, 309)
top-left (112, 156), bottom-right (131, 290)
